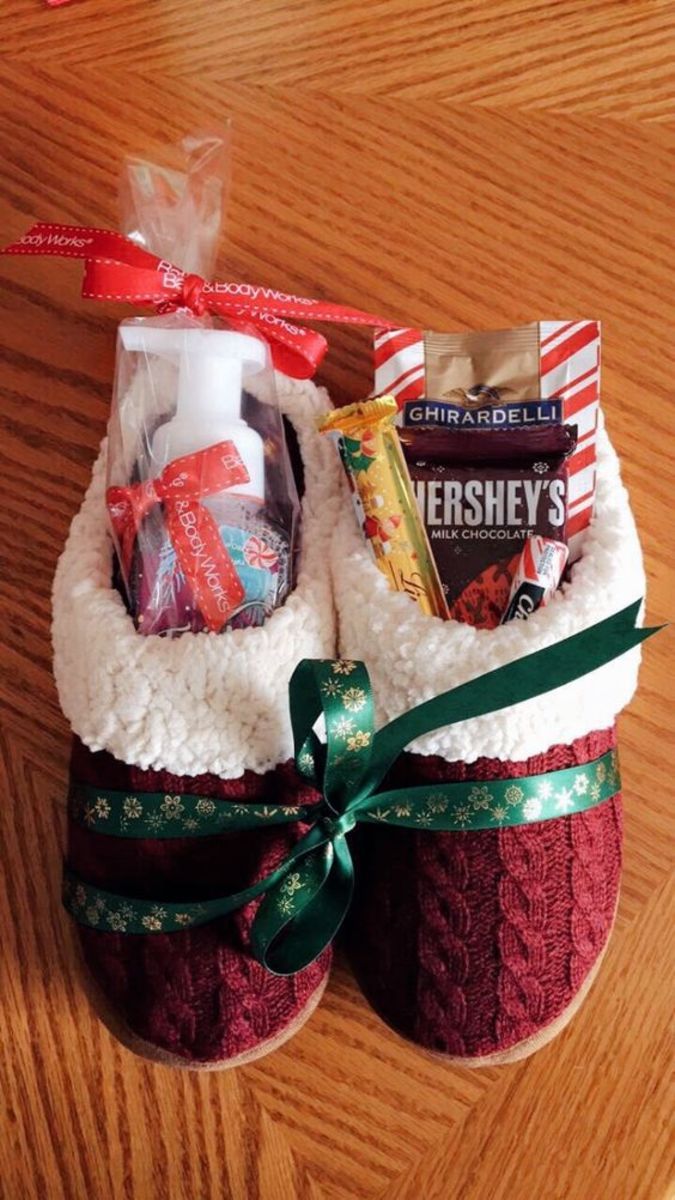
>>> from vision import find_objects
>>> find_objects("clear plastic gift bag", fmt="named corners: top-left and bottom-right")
top-left (106, 133), bottom-right (301, 635)
top-left (119, 129), bottom-right (230, 278)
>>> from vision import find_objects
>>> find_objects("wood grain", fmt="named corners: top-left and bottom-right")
top-left (0, 13), bottom-right (674, 1200)
top-left (3, 0), bottom-right (675, 118)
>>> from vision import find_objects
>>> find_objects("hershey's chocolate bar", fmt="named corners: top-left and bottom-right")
top-left (400, 426), bottom-right (576, 629)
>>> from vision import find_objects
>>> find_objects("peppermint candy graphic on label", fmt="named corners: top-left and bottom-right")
top-left (243, 535), bottom-right (279, 571)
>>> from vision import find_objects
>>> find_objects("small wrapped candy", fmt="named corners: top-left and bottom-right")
top-left (319, 396), bottom-right (449, 620)
top-left (501, 535), bottom-right (569, 623)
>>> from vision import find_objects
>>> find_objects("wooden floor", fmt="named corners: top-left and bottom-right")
top-left (1, 3), bottom-right (674, 1198)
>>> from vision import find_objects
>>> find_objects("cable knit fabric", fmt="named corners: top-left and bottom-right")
top-left (346, 728), bottom-right (621, 1060)
top-left (68, 737), bottom-right (330, 1065)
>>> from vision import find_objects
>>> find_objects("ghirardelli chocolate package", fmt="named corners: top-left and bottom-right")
top-left (400, 425), bottom-right (577, 629)
top-left (373, 320), bottom-right (600, 560)
top-left (424, 325), bottom-right (542, 411)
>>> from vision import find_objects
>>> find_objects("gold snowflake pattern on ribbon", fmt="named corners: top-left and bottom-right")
top-left (69, 785), bottom-right (317, 838)
top-left (63, 876), bottom-right (208, 935)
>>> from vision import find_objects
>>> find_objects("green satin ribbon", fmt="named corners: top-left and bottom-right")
top-left (63, 599), bottom-right (660, 975)
top-left (68, 786), bottom-right (317, 838)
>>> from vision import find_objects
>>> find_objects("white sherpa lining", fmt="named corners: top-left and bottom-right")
top-left (52, 375), bottom-right (339, 778)
top-left (333, 418), bottom-right (645, 763)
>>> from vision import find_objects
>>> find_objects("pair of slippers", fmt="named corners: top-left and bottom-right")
top-left (56, 375), bottom-right (644, 1069)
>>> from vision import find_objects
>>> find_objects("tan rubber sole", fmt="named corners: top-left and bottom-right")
top-left (80, 959), bottom-right (329, 1071)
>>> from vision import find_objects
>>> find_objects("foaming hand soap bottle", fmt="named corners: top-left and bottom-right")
top-left (110, 321), bottom-right (298, 635)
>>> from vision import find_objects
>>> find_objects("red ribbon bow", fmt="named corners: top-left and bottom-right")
top-left (107, 440), bottom-right (250, 632)
top-left (2, 223), bottom-right (396, 377)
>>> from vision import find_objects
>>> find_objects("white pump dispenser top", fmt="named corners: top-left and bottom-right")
top-left (119, 325), bottom-right (268, 501)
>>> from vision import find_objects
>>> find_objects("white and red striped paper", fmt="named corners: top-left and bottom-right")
top-left (373, 327), bottom-right (425, 404)
top-left (373, 320), bottom-right (601, 559)
top-left (539, 320), bottom-right (600, 557)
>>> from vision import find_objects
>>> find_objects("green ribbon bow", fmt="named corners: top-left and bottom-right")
top-left (64, 599), bottom-right (660, 975)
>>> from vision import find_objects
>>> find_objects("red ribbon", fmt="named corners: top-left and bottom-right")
top-left (2, 223), bottom-right (396, 378)
top-left (107, 440), bottom-right (250, 632)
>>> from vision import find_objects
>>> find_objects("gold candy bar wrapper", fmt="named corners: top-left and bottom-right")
top-left (319, 396), bottom-right (450, 620)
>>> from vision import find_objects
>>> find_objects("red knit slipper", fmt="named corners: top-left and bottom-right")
top-left (332, 421), bottom-right (646, 1062)
top-left (346, 728), bottom-right (621, 1064)
top-left (54, 377), bottom-right (341, 1067)
top-left (68, 738), bottom-right (329, 1068)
